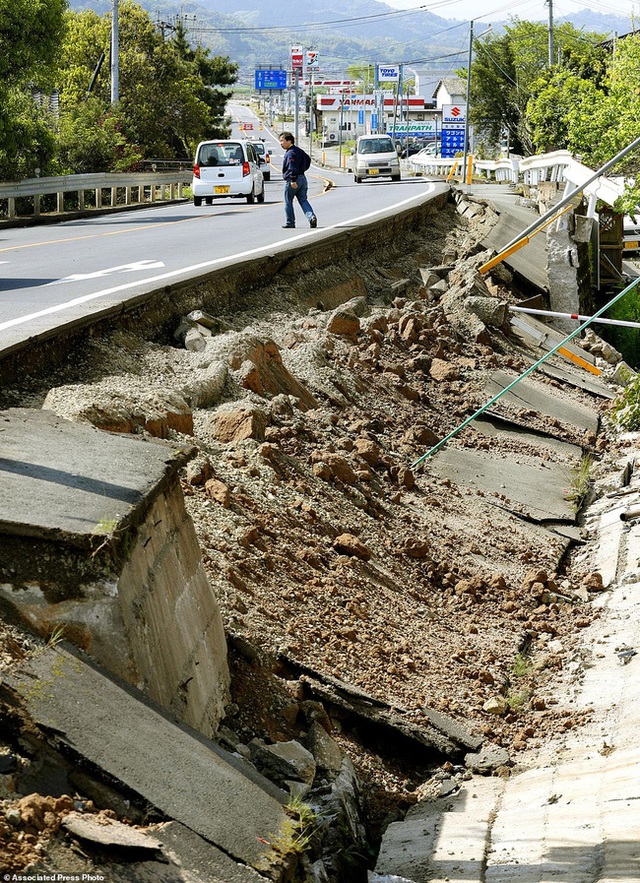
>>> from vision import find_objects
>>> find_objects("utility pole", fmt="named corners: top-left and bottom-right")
top-left (462, 20), bottom-right (473, 191)
top-left (547, 0), bottom-right (554, 67)
top-left (309, 69), bottom-right (314, 161)
top-left (111, 0), bottom-right (119, 105)
top-left (293, 69), bottom-right (299, 143)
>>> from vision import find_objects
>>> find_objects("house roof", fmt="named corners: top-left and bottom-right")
top-left (432, 77), bottom-right (467, 98)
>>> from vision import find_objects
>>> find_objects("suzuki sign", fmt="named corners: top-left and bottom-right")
top-left (442, 103), bottom-right (466, 125)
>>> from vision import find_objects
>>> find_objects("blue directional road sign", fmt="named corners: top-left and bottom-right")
top-left (254, 69), bottom-right (287, 90)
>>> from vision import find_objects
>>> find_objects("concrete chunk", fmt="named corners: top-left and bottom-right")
top-left (4, 647), bottom-right (288, 876)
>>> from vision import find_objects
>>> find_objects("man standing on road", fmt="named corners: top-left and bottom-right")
top-left (279, 132), bottom-right (317, 229)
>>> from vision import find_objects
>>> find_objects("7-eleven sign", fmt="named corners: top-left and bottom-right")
top-left (291, 45), bottom-right (304, 72)
top-left (306, 50), bottom-right (320, 71)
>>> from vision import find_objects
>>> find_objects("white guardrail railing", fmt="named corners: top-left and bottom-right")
top-left (0, 170), bottom-right (193, 220)
top-left (409, 150), bottom-right (576, 186)
top-left (408, 148), bottom-right (627, 215)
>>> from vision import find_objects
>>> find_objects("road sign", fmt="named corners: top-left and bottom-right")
top-left (254, 69), bottom-right (287, 90)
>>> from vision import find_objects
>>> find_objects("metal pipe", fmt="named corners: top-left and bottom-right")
top-left (620, 505), bottom-right (640, 522)
top-left (462, 20), bottom-right (473, 192)
top-left (510, 305), bottom-right (640, 330)
top-left (410, 275), bottom-right (640, 468)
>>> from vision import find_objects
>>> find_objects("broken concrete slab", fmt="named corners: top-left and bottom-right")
top-left (0, 408), bottom-right (192, 543)
top-left (374, 777), bottom-right (504, 883)
top-left (158, 821), bottom-right (274, 882)
top-left (3, 646), bottom-right (290, 878)
top-left (249, 738), bottom-right (317, 788)
top-left (0, 408), bottom-right (230, 739)
top-left (62, 812), bottom-right (163, 852)
top-left (474, 414), bottom-right (583, 459)
top-left (277, 655), bottom-right (481, 759)
top-left (429, 446), bottom-right (577, 522)
top-left (475, 186), bottom-right (548, 292)
top-left (485, 369), bottom-right (599, 434)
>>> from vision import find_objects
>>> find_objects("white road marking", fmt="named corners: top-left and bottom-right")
top-left (46, 259), bottom-right (166, 285)
top-left (0, 186), bottom-right (439, 333)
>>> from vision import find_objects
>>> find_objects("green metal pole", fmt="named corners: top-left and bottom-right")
top-left (411, 276), bottom-right (640, 469)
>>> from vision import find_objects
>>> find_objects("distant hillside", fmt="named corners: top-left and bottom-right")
top-left (67, 1), bottom-right (633, 83)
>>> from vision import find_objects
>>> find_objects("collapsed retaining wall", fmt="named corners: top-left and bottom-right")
top-left (0, 409), bottom-right (230, 738)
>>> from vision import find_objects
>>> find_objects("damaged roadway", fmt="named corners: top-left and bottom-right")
top-left (0, 181), bottom-right (639, 880)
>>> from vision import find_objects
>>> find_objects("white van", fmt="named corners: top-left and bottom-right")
top-left (351, 135), bottom-right (401, 184)
top-left (191, 140), bottom-right (265, 206)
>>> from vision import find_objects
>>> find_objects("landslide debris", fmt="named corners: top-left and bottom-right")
top-left (0, 197), bottom-right (619, 873)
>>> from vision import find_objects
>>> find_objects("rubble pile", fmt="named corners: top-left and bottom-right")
top-left (0, 202), bottom-right (623, 877)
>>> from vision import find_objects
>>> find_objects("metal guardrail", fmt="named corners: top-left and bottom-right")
top-left (0, 170), bottom-right (193, 221)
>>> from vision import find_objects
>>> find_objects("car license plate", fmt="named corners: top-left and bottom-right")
top-left (368, 169), bottom-right (379, 175)
top-left (214, 185), bottom-right (230, 194)
top-left (624, 240), bottom-right (639, 250)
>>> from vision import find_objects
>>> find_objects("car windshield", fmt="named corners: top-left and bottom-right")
top-left (198, 143), bottom-right (244, 167)
top-left (358, 139), bottom-right (394, 154)
top-left (252, 143), bottom-right (265, 156)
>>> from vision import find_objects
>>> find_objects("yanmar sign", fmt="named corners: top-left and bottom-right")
top-left (442, 103), bottom-right (466, 125)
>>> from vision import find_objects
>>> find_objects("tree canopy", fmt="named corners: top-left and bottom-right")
top-left (0, 0), bottom-right (67, 179)
top-left (468, 19), bottom-right (607, 156)
top-left (0, 0), bottom-right (238, 178)
top-left (55, 2), bottom-right (238, 173)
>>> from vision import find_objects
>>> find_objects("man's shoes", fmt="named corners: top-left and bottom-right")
top-left (309, 216), bottom-right (318, 228)
top-left (282, 224), bottom-right (295, 228)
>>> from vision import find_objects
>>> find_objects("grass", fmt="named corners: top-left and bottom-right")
top-left (269, 795), bottom-right (318, 858)
top-left (512, 652), bottom-right (532, 679)
top-left (507, 687), bottom-right (531, 712)
top-left (564, 454), bottom-right (594, 512)
top-left (507, 652), bottom-right (533, 712)
top-left (46, 624), bottom-right (66, 649)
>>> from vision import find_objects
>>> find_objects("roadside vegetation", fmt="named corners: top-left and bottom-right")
top-left (0, 1), bottom-right (639, 211)
top-left (0, 0), bottom-right (237, 180)
top-left (466, 19), bottom-right (640, 212)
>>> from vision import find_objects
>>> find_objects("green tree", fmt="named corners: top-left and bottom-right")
top-left (527, 72), bottom-right (605, 155)
top-left (170, 20), bottom-right (238, 145)
top-left (0, 0), bottom-right (68, 179)
top-left (469, 18), bottom-right (607, 156)
top-left (0, 0), bottom-right (67, 86)
top-left (56, 1), bottom-right (238, 172)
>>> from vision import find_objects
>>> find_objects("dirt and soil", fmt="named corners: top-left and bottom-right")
top-left (0, 196), bottom-right (624, 874)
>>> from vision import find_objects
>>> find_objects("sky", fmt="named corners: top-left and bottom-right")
top-left (383, 0), bottom-right (638, 23)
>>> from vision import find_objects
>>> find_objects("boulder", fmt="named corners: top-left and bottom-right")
top-left (248, 738), bottom-right (316, 787)
top-left (209, 404), bottom-right (268, 443)
top-left (334, 534), bottom-right (372, 560)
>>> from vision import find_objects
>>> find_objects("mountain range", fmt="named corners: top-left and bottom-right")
top-left (68, 1), bottom-right (636, 83)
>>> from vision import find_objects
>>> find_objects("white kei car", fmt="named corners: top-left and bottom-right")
top-left (192, 140), bottom-right (265, 206)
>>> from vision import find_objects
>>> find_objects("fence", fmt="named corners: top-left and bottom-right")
top-left (0, 170), bottom-right (193, 221)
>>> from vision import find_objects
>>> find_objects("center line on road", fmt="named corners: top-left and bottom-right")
top-left (0, 185), bottom-right (439, 333)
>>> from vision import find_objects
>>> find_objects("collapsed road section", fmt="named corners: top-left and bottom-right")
top-left (0, 187), bottom-right (635, 880)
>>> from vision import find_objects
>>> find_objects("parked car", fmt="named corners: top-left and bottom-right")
top-left (350, 135), bottom-right (401, 183)
top-left (398, 142), bottom-right (424, 159)
top-left (415, 141), bottom-right (442, 158)
top-left (248, 140), bottom-right (271, 180)
top-left (191, 140), bottom-right (265, 206)
top-left (624, 212), bottom-right (640, 253)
